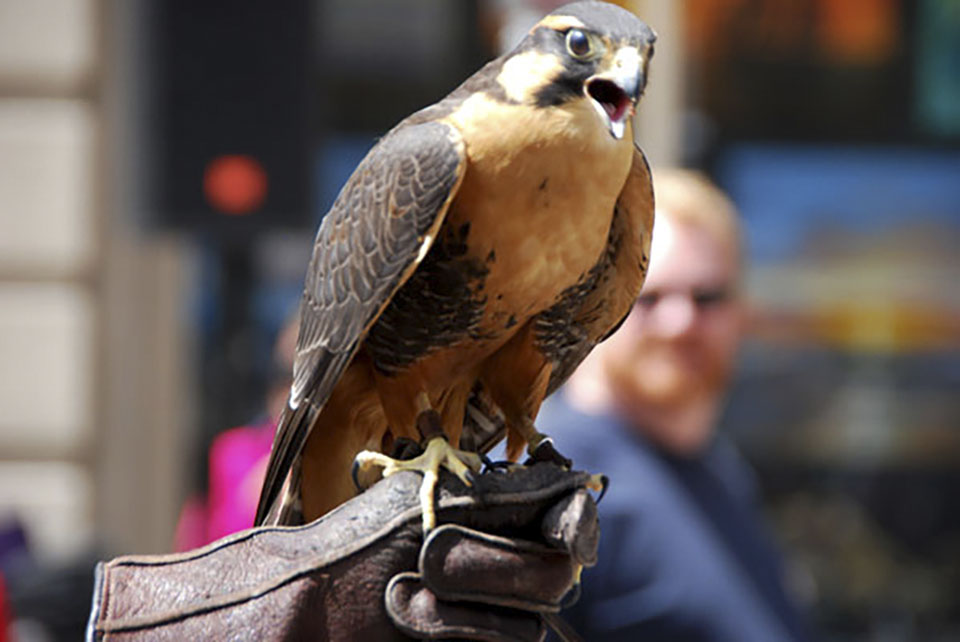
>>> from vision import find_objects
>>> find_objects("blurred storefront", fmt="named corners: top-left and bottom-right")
top-left (682, 1), bottom-right (960, 639)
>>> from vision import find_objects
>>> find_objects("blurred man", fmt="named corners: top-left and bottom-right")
top-left (541, 169), bottom-right (813, 641)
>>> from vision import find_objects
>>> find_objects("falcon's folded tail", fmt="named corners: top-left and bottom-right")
top-left (255, 399), bottom-right (318, 526)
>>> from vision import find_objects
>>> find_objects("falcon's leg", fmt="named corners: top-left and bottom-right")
top-left (512, 417), bottom-right (605, 495)
top-left (515, 418), bottom-right (572, 468)
top-left (353, 398), bottom-right (482, 532)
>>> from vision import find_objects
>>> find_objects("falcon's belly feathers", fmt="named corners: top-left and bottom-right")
top-left (256, 1), bottom-right (656, 527)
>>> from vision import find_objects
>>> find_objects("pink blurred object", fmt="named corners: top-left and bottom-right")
top-left (174, 420), bottom-right (275, 551)
top-left (0, 572), bottom-right (10, 642)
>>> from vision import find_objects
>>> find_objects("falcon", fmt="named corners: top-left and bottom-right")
top-left (255, 1), bottom-right (656, 530)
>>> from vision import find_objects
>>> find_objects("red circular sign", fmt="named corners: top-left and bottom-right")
top-left (203, 155), bottom-right (268, 215)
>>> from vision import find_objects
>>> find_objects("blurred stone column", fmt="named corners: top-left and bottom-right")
top-left (631, 0), bottom-right (684, 168)
top-left (94, 0), bottom-right (197, 555)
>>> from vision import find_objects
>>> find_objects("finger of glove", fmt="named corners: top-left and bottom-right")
top-left (420, 525), bottom-right (576, 612)
top-left (385, 572), bottom-right (545, 642)
top-left (541, 489), bottom-right (599, 567)
top-left (430, 464), bottom-right (598, 537)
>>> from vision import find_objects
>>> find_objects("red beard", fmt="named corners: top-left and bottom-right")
top-left (605, 336), bottom-right (732, 408)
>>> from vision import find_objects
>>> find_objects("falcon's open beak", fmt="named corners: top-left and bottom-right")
top-left (585, 46), bottom-right (645, 140)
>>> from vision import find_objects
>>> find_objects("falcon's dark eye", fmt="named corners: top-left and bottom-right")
top-left (565, 29), bottom-right (592, 59)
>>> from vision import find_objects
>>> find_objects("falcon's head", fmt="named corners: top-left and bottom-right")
top-left (496, 1), bottom-right (656, 140)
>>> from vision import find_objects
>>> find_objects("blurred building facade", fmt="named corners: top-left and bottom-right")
top-left (0, 0), bottom-right (194, 564)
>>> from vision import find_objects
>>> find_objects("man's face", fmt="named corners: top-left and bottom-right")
top-left (602, 213), bottom-right (743, 451)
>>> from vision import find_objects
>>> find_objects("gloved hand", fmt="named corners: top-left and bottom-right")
top-left (87, 463), bottom-right (599, 641)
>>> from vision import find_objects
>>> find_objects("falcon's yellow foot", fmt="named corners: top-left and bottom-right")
top-left (586, 472), bottom-right (608, 495)
top-left (354, 437), bottom-right (483, 532)
top-left (572, 471), bottom-right (610, 505)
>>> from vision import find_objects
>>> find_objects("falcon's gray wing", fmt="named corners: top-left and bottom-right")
top-left (255, 121), bottom-right (466, 525)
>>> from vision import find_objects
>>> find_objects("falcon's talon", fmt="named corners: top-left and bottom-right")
top-left (587, 473), bottom-right (609, 503)
top-left (352, 450), bottom-right (397, 490)
top-left (350, 459), bottom-right (362, 491)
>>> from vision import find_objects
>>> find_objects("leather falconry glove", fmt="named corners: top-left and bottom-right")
top-left (87, 463), bottom-right (599, 641)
